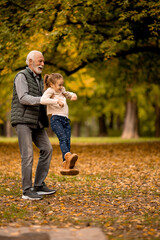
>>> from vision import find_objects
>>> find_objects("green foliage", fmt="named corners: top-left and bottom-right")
top-left (0, 0), bottom-right (159, 73)
top-left (0, 0), bottom-right (160, 135)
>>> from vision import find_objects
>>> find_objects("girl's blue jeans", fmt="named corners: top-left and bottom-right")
top-left (50, 115), bottom-right (71, 161)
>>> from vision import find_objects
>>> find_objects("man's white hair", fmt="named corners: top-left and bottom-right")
top-left (26, 50), bottom-right (43, 65)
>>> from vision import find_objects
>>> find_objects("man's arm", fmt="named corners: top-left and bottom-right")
top-left (15, 73), bottom-right (41, 105)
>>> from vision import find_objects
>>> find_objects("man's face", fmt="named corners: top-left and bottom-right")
top-left (29, 53), bottom-right (44, 75)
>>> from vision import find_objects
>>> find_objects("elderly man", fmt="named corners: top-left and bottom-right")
top-left (11, 50), bottom-right (56, 200)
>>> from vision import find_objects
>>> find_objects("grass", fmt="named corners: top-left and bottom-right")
top-left (1, 136), bottom-right (160, 144)
top-left (70, 136), bottom-right (160, 144)
top-left (3, 203), bottom-right (28, 221)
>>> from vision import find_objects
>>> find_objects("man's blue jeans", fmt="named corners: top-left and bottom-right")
top-left (51, 115), bottom-right (71, 161)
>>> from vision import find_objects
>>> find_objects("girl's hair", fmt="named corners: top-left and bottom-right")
top-left (44, 73), bottom-right (63, 90)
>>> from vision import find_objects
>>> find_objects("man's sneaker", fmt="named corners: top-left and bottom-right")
top-left (22, 189), bottom-right (42, 200)
top-left (34, 185), bottom-right (56, 195)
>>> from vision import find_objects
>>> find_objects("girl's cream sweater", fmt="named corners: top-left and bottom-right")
top-left (40, 87), bottom-right (75, 118)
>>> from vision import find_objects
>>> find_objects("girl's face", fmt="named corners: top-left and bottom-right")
top-left (51, 78), bottom-right (64, 93)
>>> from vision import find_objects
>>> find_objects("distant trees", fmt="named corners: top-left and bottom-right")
top-left (0, 0), bottom-right (160, 137)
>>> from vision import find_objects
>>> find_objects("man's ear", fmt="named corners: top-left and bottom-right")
top-left (29, 58), bottom-right (33, 65)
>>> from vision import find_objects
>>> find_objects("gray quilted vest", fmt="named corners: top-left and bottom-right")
top-left (11, 67), bottom-right (48, 128)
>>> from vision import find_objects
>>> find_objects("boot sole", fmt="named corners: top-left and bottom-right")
top-left (60, 169), bottom-right (79, 176)
top-left (69, 154), bottom-right (78, 169)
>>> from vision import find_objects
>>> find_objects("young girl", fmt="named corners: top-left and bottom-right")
top-left (40, 73), bottom-right (79, 175)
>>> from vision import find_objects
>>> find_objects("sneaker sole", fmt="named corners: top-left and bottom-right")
top-left (22, 195), bottom-right (42, 200)
top-left (60, 169), bottom-right (79, 176)
top-left (36, 190), bottom-right (56, 195)
top-left (69, 154), bottom-right (78, 169)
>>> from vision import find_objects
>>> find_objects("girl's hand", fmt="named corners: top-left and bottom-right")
top-left (58, 101), bottom-right (64, 107)
top-left (71, 94), bottom-right (77, 101)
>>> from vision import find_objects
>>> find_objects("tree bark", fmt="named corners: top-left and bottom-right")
top-left (116, 115), bottom-right (121, 130)
top-left (98, 114), bottom-right (107, 136)
top-left (109, 112), bottom-right (114, 129)
top-left (155, 104), bottom-right (160, 137)
top-left (5, 119), bottom-right (11, 137)
top-left (3, 112), bottom-right (12, 137)
top-left (0, 124), bottom-right (5, 136)
top-left (72, 121), bottom-right (81, 137)
top-left (121, 100), bottom-right (139, 139)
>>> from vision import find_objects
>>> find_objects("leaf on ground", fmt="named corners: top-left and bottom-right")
top-left (0, 142), bottom-right (160, 240)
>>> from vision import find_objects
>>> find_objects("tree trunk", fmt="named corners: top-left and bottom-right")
top-left (155, 104), bottom-right (160, 137)
top-left (72, 121), bottom-right (81, 137)
top-left (5, 119), bottom-right (11, 137)
top-left (3, 112), bottom-right (12, 137)
top-left (0, 124), bottom-right (5, 136)
top-left (116, 115), bottom-right (121, 130)
top-left (109, 112), bottom-right (114, 129)
top-left (98, 114), bottom-right (107, 136)
top-left (121, 100), bottom-right (139, 139)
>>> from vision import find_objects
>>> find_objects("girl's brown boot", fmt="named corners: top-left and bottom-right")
top-left (60, 152), bottom-right (79, 175)
top-left (60, 160), bottom-right (79, 175)
top-left (64, 152), bottom-right (78, 169)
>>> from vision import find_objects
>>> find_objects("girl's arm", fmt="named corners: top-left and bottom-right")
top-left (40, 88), bottom-right (59, 106)
top-left (62, 87), bottom-right (77, 100)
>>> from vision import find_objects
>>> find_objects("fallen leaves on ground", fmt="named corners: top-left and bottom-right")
top-left (0, 142), bottom-right (160, 240)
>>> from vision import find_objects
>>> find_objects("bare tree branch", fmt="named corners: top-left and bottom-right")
top-left (7, 0), bottom-right (29, 12)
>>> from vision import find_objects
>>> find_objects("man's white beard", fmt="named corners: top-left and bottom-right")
top-left (33, 63), bottom-right (43, 74)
